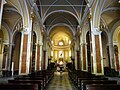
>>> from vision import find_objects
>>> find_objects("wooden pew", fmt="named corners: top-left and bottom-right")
top-left (81, 80), bottom-right (117, 90)
top-left (86, 84), bottom-right (120, 90)
top-left (8, 80), bottom-right (42, 90)
top-left (0, 83), bottom-right (38, 90)
top-left (21, 70), bottom-right (54, 84)
top-left (15, 76), bottom-right (46, 88)
top-left (13, 70), bottom-right (54, 90)
top-left (77, 77), bottom-right (108, 89)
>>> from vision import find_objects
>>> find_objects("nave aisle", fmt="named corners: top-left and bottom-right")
top-left (46, 72), bottom-right (77, 90)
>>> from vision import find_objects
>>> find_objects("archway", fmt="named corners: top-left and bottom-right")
top-left (0, 30), bottom-right (4, 75)
top-left (113, 26), bottom-right (120, 71)
top-left (12, 32), bottom-right (21, 75)
top-left (0, 25), bottom-right (9, 76)
top-left (86, 31), bottom-right (92, 73)
top-left (31, 31), bottom-right (37, 73)
top-left (49, 26), bottom-right (73, 70)
top-left (101, 31), bottom-right (109, 68)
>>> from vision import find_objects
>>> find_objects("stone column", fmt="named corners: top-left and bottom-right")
top-left (36, 43), bottom-right (40, 71)
top-left (45, 40), bottom-right (49, 70)
top-left (81, 43), bottom-right (87, 71)
top-left (39, 43), bottom-right (43, 70)
top-left (0, 0), bottom-right (6, 29)
top-left (1, 43), bottom-right (9, 76)
top-left (0, 38), bottom-right (3, 75)
top-left (92, 30), bottom-right (104, 75)
top-left (108, 34), bottom-right (115, 69)
top-left (2, 44), bottom-right (9, 70)
top-left (19, 32), bottom-right (28, 74)
top-left (19, 23), bottom-right (33, 74)
top-left (74, 37), bottom-right (78, 70)
top-left (8, 43), bottom-right (15, 71)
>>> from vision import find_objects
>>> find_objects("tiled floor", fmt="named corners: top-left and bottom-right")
top-left (46, 72), bottom-right (77, 90)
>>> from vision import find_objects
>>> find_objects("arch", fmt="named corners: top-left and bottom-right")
top-left (43, 10), bottom-right (79, 24)
top-left (101, 31), bottom-right (109, 67)
top-left (18, 0), bottom-right (30, 28)
top-left (7, 0), bottom-right (21, 14)
top-left (31, 31), bottom-right (37, 72)
top-left (86, 31), bottom-right (92, 72)
top-left (102, 7), bottom-right (120, 14)
top-left (111, 20), bottom-right (120, 42)
top-left (12, 32), bottom-right (22, 74)
top-left (1, 22), bottom-right (11, 44)
top-left (93, 0), bottom-right (105, 28)
top-left (12, 19), bottom-right (23, 45)
top-left (112, 21), bottom-right (120, 71)
top-left (43, 0), bottom-right (79, 20)
top-left (46, 15), bottom-right (76, 32)
top-left (48, 23), bottom-right (75, 36)
top-left (4, 7), bottom-right (20, 14)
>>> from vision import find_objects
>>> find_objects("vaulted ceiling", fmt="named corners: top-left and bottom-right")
top-left (2, 0), bottom-right (120, 38)
top-left (36, 0), bottom-right (87, 34)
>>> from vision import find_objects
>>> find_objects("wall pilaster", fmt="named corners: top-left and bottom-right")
top-left (0, 0), bottom-right (6, 29)
top-left (91, 29), bottom-right (104, 75)
top-left (80, 42), bottom-right (87, 71)
top-left (19, 20), bottom-right (33, 75)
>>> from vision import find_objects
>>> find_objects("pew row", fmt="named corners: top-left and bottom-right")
top-left (13, 70), bottom-right (54, 90)
top-left (81, 80), bottom-right (117, 90)
top-left (8, 80), bottom-right (43, 90)
top-left (68, 69), bottom-right (108, 89)
top-left (86, 84), bottom-right (120, 90)
top-left (0, 83), bottom-right (38, 90)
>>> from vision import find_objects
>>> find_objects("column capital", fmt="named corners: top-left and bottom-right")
top-left (77, 25), bottom-right (81, 30)
top-left (3, 42), bottom-right (9, 45)
top-left (80, 42), bottom-right (87, 46)
top-left (39, 42), bottom-right (43, 46)
top-left (73, 36), bottom-right (76, 40)
top-left (21, 27), bottom-right (29, 34)
top-left (92, 28), bottom-right (102, 35)
top-left (107, 43), bottom-right (113, 46)
top-left (113, 42), bottom-right (118, 45)
top-left (46, 36), bottom-right (51, 42)
top-left (9, 43), bottom-right (15, 46)
top-left (3, 0), bottom-right (7, 5)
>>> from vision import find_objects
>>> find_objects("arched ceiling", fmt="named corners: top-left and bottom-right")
top-left (101, 0), bottom-right (120, 29)
top-left (1, 25), bottom-right (9, 43)
top-left (36, 0), bottom-right (87, 35)
top-left (113, 26), bottom-right (120, 42)
top-left (44, 11), bottom-right (78, 32)
top-left (2, 1), bottom-right (22, 32)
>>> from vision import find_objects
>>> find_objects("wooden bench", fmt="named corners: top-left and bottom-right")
top-left (8, 79), bottom-right (42, 90)
top-left (68, 69), bottom-right (108, 89)
top-left (77, 77), bottom-right (108, 89)
top-left (15, 76), bottom-right (47, 88)
top-left (86, 84), bottom-right (120, 90)
top-left (81, 80), bottom-right (117, 90)
top-left (0, 83), bottom-right (38, 90)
